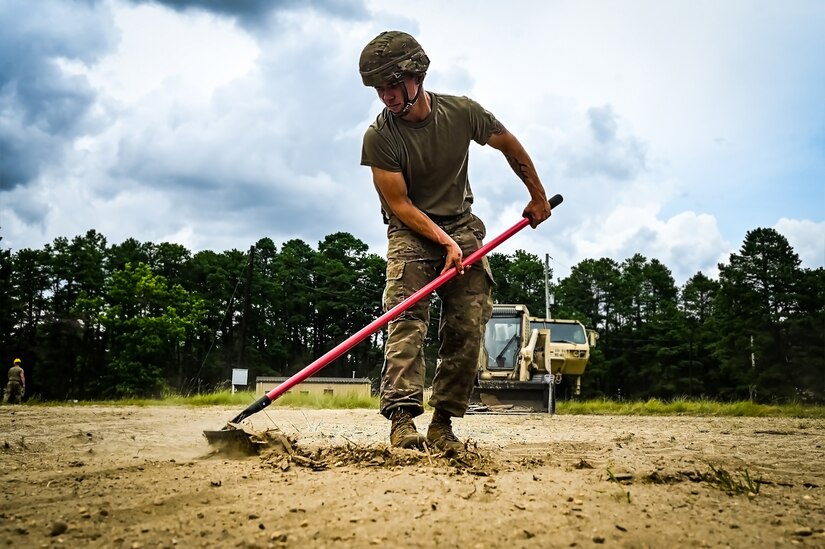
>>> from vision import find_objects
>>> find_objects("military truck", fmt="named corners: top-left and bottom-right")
top-left (471, 304), bottom-right (598, 413)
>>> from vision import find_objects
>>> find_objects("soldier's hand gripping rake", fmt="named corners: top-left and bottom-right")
top-left (204, 194), bottom-right (563, 447)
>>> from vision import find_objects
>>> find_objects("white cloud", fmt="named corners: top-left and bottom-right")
top-left (1, 0), bottom-right (822, 292)
top-left (570, 206), bottom-right (726, 284)
top-left (774, 218), bottom-right (825, 269)
top-left (84, 2), bottom-right (260, 104)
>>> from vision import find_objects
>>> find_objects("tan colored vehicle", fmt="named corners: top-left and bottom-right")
top-left (471, 304), bottom-right (598, 413)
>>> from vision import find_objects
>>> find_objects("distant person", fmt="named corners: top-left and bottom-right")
top-left (5, 358), bottom-right (25, 404)
top-left (358, 31), bottom-right (551, 453)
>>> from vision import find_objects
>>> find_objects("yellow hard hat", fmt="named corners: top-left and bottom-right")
top-left (13, 358), bottom-right (21, 364)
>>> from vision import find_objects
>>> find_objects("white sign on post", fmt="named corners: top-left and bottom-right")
top-left (231, 369), bottom-right (248, 394)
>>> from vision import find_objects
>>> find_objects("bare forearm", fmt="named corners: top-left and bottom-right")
top-left (370, 166), bottom-right (464, 272)
top-left (495, 130), bottom-right (547, 202)
top-left (389, 201), bottom-right (454, 246)
top-left (386, 200), bottom-right (465, 273)
top-left (487, 127), bottom-right (552, 227)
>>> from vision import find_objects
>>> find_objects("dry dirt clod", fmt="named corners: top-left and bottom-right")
top-left (49, 520), bottom-right (68, 536)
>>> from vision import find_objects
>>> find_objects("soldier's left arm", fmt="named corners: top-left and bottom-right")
top-left (486, 128), bottom-right (551, 228)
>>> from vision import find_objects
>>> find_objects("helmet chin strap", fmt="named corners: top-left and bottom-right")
top-left (393, 76), bottom-right (424, 118)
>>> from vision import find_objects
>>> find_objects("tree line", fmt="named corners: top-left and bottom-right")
top-left (1, 227), bottom-right (822, 403)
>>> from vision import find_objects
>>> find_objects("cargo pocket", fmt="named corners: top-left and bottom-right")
top-left (480, 256), bottom-right (495, 286)
top-left (470, 214), bottom-right (488, 242)
top-left (479, 256), bottom-right (495, 323)
top-left (383, 261), bottom-right (406, 310)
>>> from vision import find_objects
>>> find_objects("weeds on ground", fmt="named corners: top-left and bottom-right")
top-left (606, 465), bottom-right (632, 503)
top-left (706, 464), bottom-right (762, 495)
top-left (642, 465), bottom-right (764, 497)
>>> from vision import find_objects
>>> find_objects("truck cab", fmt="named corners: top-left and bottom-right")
top-left (473, 304), bottom-right (597, 412)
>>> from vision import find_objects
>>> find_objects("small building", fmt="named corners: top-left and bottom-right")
top-left (255, 376), bottom-right (372, 398)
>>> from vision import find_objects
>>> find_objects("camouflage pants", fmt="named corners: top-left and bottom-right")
top-left (380, 212), bottom-right (493, 419)
top-left (4, 381), bottom-right (22, 404)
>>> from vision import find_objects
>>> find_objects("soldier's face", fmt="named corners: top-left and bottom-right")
top-left (374, 76), bottom-right (418, 113)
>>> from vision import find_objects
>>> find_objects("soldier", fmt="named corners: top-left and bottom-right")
top-left (359, 31), bottom-right (552, 452)
top-left (5, 358), bottom-right (26, 404)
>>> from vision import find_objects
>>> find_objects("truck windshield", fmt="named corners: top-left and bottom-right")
top-left (484, 317), bottom-right (521, 370)
top-left (530, 321), bottom-right (587, 344)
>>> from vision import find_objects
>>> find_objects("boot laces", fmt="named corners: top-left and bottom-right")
top-left (392, 410), bottom-right (416, 434)
top-left (431, 415), bottom-right (459, 442)
top-left (438, 423), bottom-right (460, 442)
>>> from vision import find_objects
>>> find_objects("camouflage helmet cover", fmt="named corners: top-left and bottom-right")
top-left (359, 31), bottom-right (430, 86)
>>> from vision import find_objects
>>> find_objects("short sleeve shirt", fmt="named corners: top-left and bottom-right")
top-left (8, 365), bottom-right (23, 383)
top-left (361, 93), bottom-right (501, 219)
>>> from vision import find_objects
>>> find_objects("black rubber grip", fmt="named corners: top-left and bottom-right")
top-left (549, 194), bottom-right (563, 208)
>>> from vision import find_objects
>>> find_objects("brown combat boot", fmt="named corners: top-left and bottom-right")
top-left (426, 409), bottom-right (465, 455)
top-left (389, 408), bottom-right (426, 449)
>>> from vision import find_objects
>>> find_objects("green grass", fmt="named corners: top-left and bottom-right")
top-left (21, 390), bottom-right (380, 409)
top-left (15, 393), bottom-right (825, 417)
top-left (272, 391), bottom-right (378, 409)
top-left (556, 396), bottom-right (825, 418)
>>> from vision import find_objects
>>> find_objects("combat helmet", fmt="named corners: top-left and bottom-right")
top-left (360, 31), bottom-right (429, 116)
top-left (359, 31), bottom-right (430, 87)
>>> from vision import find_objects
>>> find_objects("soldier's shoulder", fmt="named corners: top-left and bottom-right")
top-left (432, 92), bottom-right (476, 105)
top-left (433, 93), bottom-right (485, 115)
top-left (367, 109), bottom-right (394, 133)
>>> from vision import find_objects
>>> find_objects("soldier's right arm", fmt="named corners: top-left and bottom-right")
top-left (370, 166), bottom-right (464, 275)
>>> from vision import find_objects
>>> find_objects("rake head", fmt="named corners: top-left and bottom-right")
top-left (203, 423), bottom-right (261, 455)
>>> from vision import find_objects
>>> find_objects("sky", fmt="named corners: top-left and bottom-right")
top-left (1, 0), bottom-right (823, 285)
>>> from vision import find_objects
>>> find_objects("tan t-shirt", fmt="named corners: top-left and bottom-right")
top-left (8, 365), bottom-right (23, 384)
top-left (361, 93), bottom-right (501, 220)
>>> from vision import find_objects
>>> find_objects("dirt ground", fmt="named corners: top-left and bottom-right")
top-left (0, 405), bottom-right (823, 548)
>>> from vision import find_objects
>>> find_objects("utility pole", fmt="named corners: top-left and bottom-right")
top-left (544, 254), bottom-right (553, 319)
top-left (238, 245), bottom-right (255, 373)
top-left (748, 334), bottom-right (756, 401)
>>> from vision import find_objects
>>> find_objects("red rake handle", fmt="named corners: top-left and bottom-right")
top-left (228, 194), bottom-right (563, 424)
